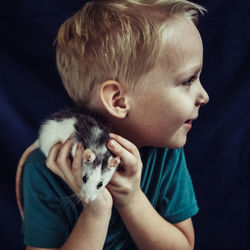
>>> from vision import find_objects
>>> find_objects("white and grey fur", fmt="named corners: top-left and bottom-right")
top-left (35, 108), bottom-right (119, 203)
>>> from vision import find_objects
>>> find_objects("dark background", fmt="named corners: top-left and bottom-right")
top-left (0, 1), bottom-right (249, 249)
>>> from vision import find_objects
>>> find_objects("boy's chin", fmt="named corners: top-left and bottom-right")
top-left (163, 136), bottom-right (187, 149)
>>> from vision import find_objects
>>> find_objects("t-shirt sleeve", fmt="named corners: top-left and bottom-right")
top-left (22, 150), bottom-right (75, 248)
top-left (159, 148), bottom-right (199, 224)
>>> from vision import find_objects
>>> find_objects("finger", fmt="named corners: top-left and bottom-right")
top-left (108, 172), bottom-right (129, 188)
top-left (57, 137), bottom-right (74, 166)
top-left (46, 142), bottom-right (64, 179)
top-left (56, 137), bottom-right (76, 183)
top-left (72, 142), bottom-right (84, 176)
top-left (107, 139), bottom-right (138, 175)
top-left (109, 133), bottom-right (140, 158)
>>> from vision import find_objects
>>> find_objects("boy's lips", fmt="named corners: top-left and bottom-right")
top-left (184, 117), bottom-right (198, 129)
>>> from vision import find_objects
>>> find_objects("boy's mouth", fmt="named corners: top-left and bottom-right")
top-left (185, 119), bottom-right (193, 124)
top-left (184, 117), bottom-right (197, 129)
top-left (185, 115), bottom-right (198, 123)
top-left (184, 119), bottom-right (193, 129)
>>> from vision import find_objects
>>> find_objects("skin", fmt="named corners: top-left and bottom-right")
top-left (103, 17), bottom-right (209, 149)
top-left (27, 17), bottom-right (209, 250)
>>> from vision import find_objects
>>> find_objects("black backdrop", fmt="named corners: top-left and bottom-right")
top-left (0, 1), bottom-right (249, 249)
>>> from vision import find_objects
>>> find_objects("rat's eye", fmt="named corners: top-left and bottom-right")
top-left (82, 175), bottom-right (88, 183)
top-left (97, 181), bottom-right (103, 189)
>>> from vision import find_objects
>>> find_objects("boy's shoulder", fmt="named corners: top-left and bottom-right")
top-left (22, 148), bottom-right (68, 192)
top-left (23, 148), bottom-right (49, 180)
top-left (25, 148), bottom-right (46, 165)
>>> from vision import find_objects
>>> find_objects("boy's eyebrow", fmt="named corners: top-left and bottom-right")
top-left (178, 65), bottom-right (202, 79)
top-left (182, 64), bottom-right (202, 75)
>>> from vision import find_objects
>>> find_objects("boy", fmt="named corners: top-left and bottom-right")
top-left (21, 0), bottom-right (209, 249)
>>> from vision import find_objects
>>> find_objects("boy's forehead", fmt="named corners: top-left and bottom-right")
top-left (160, 17), bottom-right (203, 74)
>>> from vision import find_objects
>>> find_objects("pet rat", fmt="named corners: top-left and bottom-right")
top-left (16, 108), bottom-right (120, 219)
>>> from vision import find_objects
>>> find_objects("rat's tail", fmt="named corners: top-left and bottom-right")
top-left (15, 140), bottom-right (39, 220)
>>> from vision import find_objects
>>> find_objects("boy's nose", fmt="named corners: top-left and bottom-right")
top-left (196, 83), bottom-right (209, 106)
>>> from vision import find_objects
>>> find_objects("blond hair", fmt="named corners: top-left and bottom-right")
top-left (56, 0), bottom-right (206, 106)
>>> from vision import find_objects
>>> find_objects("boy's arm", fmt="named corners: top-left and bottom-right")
top-left (117, 190), bottom-right (194, 250)
top-left (27, 192), bottom-right (112, 250)
top-left (26, 202), bottom-right (111, 250)
top-left (107, 134), bottom-right (194, 250)
top-left (26, 138), bottom-right (112, 250)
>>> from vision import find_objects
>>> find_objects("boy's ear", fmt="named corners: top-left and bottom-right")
top-left (100, 80), bottom-right (130, 119)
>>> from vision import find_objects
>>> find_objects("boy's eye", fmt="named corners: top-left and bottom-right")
top-left (182, 76), bottom-right (197, 86)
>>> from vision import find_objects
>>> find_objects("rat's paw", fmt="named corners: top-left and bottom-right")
top-left (84, 188), bottom-right (113, 215)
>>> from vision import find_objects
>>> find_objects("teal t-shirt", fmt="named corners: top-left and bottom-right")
top-left (22, 147), bottom-right (198, 249)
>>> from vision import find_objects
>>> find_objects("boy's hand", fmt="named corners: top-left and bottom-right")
top-left (107, 133), bottom-right (143, 209)
top-left (46, 137), bottom-right (113, 213)
top-left (46, 137), bottom-right (83, 195)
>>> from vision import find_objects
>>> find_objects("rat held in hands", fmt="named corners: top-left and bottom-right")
top-left (16, 108), bottom-right (120, 219)
top-left (38, 108), bottom-right (120, 202)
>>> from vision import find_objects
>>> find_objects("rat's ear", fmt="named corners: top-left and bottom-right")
top-left (83, 149), bottom-right (96, 163)
top-left (108, 156), bottom-right (120, 168)
top-left (100, 80), bottom-right (130, 119)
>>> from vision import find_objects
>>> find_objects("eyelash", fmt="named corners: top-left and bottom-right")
top-left (182, 76), bottom-right (198, 86)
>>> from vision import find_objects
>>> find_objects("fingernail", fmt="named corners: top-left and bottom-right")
top-left (108, 139), bottom-right (116, 148)
top-left (77, 142), bottom-right (83, 150)
top-left (56, 141), bottom-right (62, 146)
